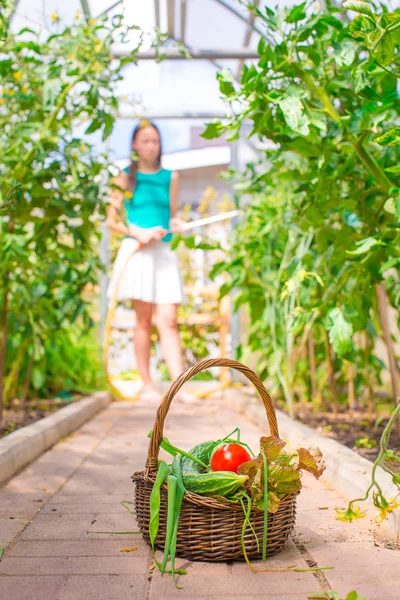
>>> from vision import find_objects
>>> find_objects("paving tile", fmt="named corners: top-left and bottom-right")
top-left (0, 493), bottom-right (43, 518)
top-left (0, 576), bottom-right (67, 600)
top-left (57, 575), bottom-right (148, 600)
top-left (19, 513), bottom-right (96, 541)
top-left (7, 539), bottom-right (150, 558)
top-left (42, 501), bottom-right (130, 514)
top-left (306, 541), bottom-right (400, 600)
top-left (0, 555), bottom-right (149, 576)
top-left (86, 513), bottom-right (138, 537)
top-left (0, 516), bottom-right (29, 545)
top-left (1, 393), bottom-right (397, 600)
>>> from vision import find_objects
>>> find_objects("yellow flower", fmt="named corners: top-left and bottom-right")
top-left (94, 44), bottom-right (101, 52)
top-left (89, 19), bottom-right (96, 26)
top-left (374, 497), bottom-right (400, 524)
top-left (335, 504), bottom-right (366, 522)
top-left (50, 13), bottom-right (60, 23)
top-left (80, 144), bottom-right (86, 151)
top-left (94, 38), bottom-right (100, 44)
top-left (8, 89), bottom-right (15, 96)
top-left (75, 11), bottom-right (81, 20)
top-left (21, 85), bottom-right (28, 93)
top-left (124, 191), bottom-right (132, 199)
top-left (13, 72), bottom-right (22, 81)
top-left (139, 119), bottom-right (150, 128)
top-left (0, 98), bottom-right (4, 105)
top-left (92, 62), bottom-right (102, 73)
top-left (71, 151), bottom-right (78, 158)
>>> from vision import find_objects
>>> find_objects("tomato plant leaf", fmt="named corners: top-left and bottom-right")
top-left (327, 307), bottom-right (353, 355)
top-left (374, 127), bottom-right (400, 147)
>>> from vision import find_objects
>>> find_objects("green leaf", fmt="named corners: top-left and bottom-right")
top-left (85, 119), bottom-right (102, 135)
top-left (201, 120), bottom-right (224, 140)
top-left (346, 236), bottom-right (382, 255)
top-left (43, 79), bottom-right (61, 109)
top-left (334, 39), bottom-right (357, 67)
top-left (379, 257), bottom-right (400, 273)
top-left (374, 30), bottom-right (396, 65)
top-left (327, 307), bottom-right (353, 355)
top-left (277, 96), bottom-right (310, 136)
top-left (260, 436), bottom-right (286, 460)
top-left (217, 69), bottom-right (235, 96)
top-left (32, 366), bottom-right (45, 390)
top-left (374, 127), bottom-right (400, 147)
top-left (343, 1), bottom-right (375, 17)
top-left (267, 463), bottom-right (302, 496)
top-left (285, 2), bottom-right (306, 24)
top-left (385, 165), bottom-right (400, 174)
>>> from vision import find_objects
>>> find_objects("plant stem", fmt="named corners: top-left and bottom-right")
top-left (324, 330), bottom-right (338, 414)
top-left (0, 274), bottom-right (9, 421)
top-left (298, 67), bottom-right (392, 193)
top-left (363, 330), bottom-right (374, 414)
top-left (20, 354), bottom-right (34, 404)
top-left (375, 283), bottom-right (400, 436)
top-left (308, 330), bottom-right (319, 406)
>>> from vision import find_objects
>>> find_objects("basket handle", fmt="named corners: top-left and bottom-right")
top-left (146, 358), bottom-right (279, 469)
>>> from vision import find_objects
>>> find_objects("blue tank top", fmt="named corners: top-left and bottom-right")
top-left (123, 167), bottom-right (172, 243)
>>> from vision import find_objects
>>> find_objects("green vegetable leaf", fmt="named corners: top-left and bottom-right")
top-left (239, 456), bottom-right (264, 506)
top-left (297, 447), bottom-right (326, 479)
top-left (327, 307), bottom-right (353, 355)
top-left (268, 463), bottom-right (302, 496)
top-left (260, 436), bottom-right (286, 461)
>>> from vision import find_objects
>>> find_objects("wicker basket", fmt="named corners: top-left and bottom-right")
top-left (132, 358), bottom-right (297, 562)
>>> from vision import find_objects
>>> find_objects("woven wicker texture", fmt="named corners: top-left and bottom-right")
top-left (132, 358), bottom-right (297, 562)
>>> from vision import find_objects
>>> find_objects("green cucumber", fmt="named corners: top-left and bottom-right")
top-left (181, 440), bottom-right (220, 475)
top-left (183, 471), bottom-right (247, 497)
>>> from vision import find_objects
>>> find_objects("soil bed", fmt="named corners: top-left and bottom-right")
top-left (0, 396), bottom-right (82, 438)
top-left (283, 403), bottom-right (398, 462)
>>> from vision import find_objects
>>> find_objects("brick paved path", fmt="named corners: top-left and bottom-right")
top-left (0, 396), bottom-right (398, 599)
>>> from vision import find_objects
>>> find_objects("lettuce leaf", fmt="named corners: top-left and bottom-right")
top-left (260, 436), bottom-right (286, 460)
top-left (297, 447), bottom-right (326, 478)
top-left (238, 439), bottom-right (326, 513)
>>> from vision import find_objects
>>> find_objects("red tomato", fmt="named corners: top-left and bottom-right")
top-left (210, 443), bottom-right (251, 474)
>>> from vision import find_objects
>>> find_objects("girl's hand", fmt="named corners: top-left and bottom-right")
top-left (169, 217), bottom-right (186, 233)
top-left (129, 225), bottom-right (166, 245)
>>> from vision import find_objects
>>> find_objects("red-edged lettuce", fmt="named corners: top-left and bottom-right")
top-left (238, 436), bottom-right (326, 513)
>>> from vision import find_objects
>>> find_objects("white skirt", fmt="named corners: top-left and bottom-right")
top-left (107, 237), bottom-right (186, 305)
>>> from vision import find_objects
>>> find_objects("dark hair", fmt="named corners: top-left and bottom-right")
top-left (127, 120), bottom-right (162, 192)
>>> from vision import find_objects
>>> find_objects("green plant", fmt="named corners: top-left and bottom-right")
top-left (355, 435), bottom-right (377, 449)
top-left (336, 400), bottom-right (399, 524)
top-left (309, 590), bottom-right (366, 600)
top-left (204, 1), bottom-right (400, 417)
top-left (0, 13), bottom-right (143, 414)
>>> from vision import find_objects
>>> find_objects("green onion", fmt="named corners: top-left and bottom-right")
top-left (262, 451), bottom-right (269, 561)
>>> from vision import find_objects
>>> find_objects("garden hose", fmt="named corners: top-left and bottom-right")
top-left (103, 241), bottom-right (142, 401)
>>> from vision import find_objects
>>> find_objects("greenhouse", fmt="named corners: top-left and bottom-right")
top-left (0, 2), bottom-right (399, 599)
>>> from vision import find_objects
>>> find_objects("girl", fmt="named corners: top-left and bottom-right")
top-left (106, 120), bottom-right (197, 404)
